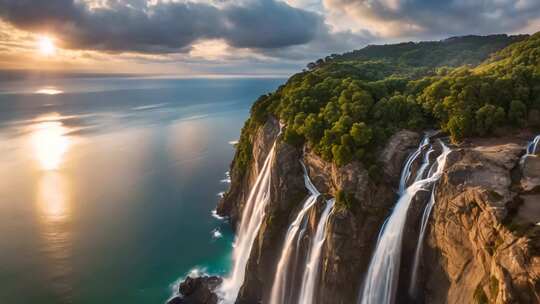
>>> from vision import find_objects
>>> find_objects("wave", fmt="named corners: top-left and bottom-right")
top-left (168, 266), bottom-right (210, 301)
top-left (220, 171), bottom-right (231, 184)
top-left (131, 103), bottom-right (167, 111)
top-left (212, 228), bottom-right (223, 239)
top-left (211, 209), bottom-right (227, 221)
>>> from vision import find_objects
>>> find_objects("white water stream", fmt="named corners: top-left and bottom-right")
top-left (409, 141), bottom-right (450, 297)
top-left (219, 141), bottom-right (277, 303)
top-left (359, 138), bottom-right (451, 304)
top-left (268, 162), bottom-right (320, 304)
top-left (526, 134), bottom-right (540, 155)
top-left (297, 198), bottom-right (336, 304)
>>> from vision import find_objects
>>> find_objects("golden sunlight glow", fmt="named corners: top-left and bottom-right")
top-left (37, 172), bottom-right (70, 222)
top-left (35, 87), bottom-right (64, 95)
top-left (30, 115), bottom-right (71, 171)
top-left (189, 40), bottom-right (230, 60)
top-left (38, 36), bottom-right (56, 56)
top-left (36, 171), bottom-right (72, 284)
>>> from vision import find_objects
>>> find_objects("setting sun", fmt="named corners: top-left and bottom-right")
top-left (38, 36), bottom-right (56, 56)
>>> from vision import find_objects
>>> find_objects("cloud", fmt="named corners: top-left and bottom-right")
top-left (323, 0), bottom-right (540, 38)
top-left (224, 0), bottom-right (322, 49)
top-left (0, 0), bottom-right (325, 53)
top-left (259, 28), bottom-right (375, 61)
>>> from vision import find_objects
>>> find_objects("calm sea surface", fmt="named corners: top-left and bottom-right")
top-left (0, 76), bottom-right (283, 304)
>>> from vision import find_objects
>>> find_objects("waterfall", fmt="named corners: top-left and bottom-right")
top-left (409, 141), bottom-right (450, 297)
top-left (297, 198), bottom-right (336, 304)
top-left (408, 186), bottom-right (436, 297)
top-left (268, 162), bottom-right (320, 304)
top-left (526, 134), bottom-right (540, 155)
top-left (399, 135), bottom-right (430, 194)
top-left (413, 146), bottom-right (435, 183)
top-left (218, 141), bottom-right (277, 304)
top-left (359, 139), bottom-right (451, 304)
top-left (520, 134), bottom-right (540, 165)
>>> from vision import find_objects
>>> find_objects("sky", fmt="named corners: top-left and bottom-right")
top-left (0, 0), bottom-right (539, 76)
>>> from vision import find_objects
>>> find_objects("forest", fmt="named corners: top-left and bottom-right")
top-left (234, 32), bottom-right (540, 176)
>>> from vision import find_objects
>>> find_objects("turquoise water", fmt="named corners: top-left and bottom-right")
top-left (0, 77), bottom-right (283, 304)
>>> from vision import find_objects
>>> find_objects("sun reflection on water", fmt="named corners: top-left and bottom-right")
top-left (35, 87), bottom-right (64, 95)
top-left (30, 113), bottom-right (74, 300)
top-left (37, 172), bottom-right (70, 222)
top-left (35, 170), bottom-right (73, 300)
top-left (30, 114), bottom-right (71, 171)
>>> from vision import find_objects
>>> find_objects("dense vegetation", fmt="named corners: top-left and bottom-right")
top-left (234, 33), bottom-right (540, 175)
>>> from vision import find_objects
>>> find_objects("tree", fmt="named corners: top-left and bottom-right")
top-left (302, 114), bottom-right (324, 143)
top-left (332, 144), bottom-right (352, 166)
top-left (446, 116), bottom-right (468, 142)
top-left (475, 104), bottom-right (505, 135)
top-left (350, 122), bottom-right (373, 146)
top-left (508, 100), bottom-right (527, 126)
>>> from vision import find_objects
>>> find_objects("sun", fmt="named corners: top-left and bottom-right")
top-left (38, 36), bottom-right (56, 56)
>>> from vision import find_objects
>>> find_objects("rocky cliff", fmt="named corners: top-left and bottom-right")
top-left (179, 117), bottom-right (539, 304)
top-left (421, 136), bottom-right (540, 304)
top-left (216, 119), bottom-right (421, 304)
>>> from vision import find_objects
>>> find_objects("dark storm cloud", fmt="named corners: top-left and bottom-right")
top-left (0, 0), bottom-right (323, 53)
top-left (224, 0), bottom-right (321, 48)
top-left (325, 0), bottom-right (540, 37)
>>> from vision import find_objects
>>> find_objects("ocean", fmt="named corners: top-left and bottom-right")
top-left (0, 76), bottom-right (283, 304)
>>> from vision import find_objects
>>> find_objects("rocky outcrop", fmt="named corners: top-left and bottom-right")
top-left (168, 276), bottom-right (223, 304)
top-left (420, 138), bottom-right (540, 304)
top-left (521, 154), bottom-right (540, 192)
top-left (380, 130), bottom-right (422, 182)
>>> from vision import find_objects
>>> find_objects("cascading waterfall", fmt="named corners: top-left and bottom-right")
top-left (359, 138), bottom-right (451, 304)
top-left (520, 134), bottom-right (540, 165)
top-left (219, 141), bottom-right (277, 304)
top-left (297, 198), bottom-right (336, 304)
top-left (268, 162), bottom-right (320, 304)
top-left (409, 141), bottom-right (450, 297)
top-left (526, 134), bottom-right (540, 155)
top-left (399, 135), bottom-right (430, 194)
top-left (413, 146), bottom-right (435, 183)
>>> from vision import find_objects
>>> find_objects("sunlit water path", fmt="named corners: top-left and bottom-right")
top-left (0, 77), bottom-right (283, 304)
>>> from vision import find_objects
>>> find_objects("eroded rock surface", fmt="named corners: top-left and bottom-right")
top-left (521, 154), bottom-right (540, 192)
top-left (422, 141), bottom-right (540, 304)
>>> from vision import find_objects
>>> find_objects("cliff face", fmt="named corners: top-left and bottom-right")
top-left (306, 130), bottom-right (420, 304)
top-left (216, 117), bottom-right (282, 228)
top-left (422, 138), bottom-right (540, 304)
top-left (219, 119), bottom-right (422, 303)
top-left (217, 117), bottom-right (539, 304)
top-left (217, 117), bottom-right (307, 303)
